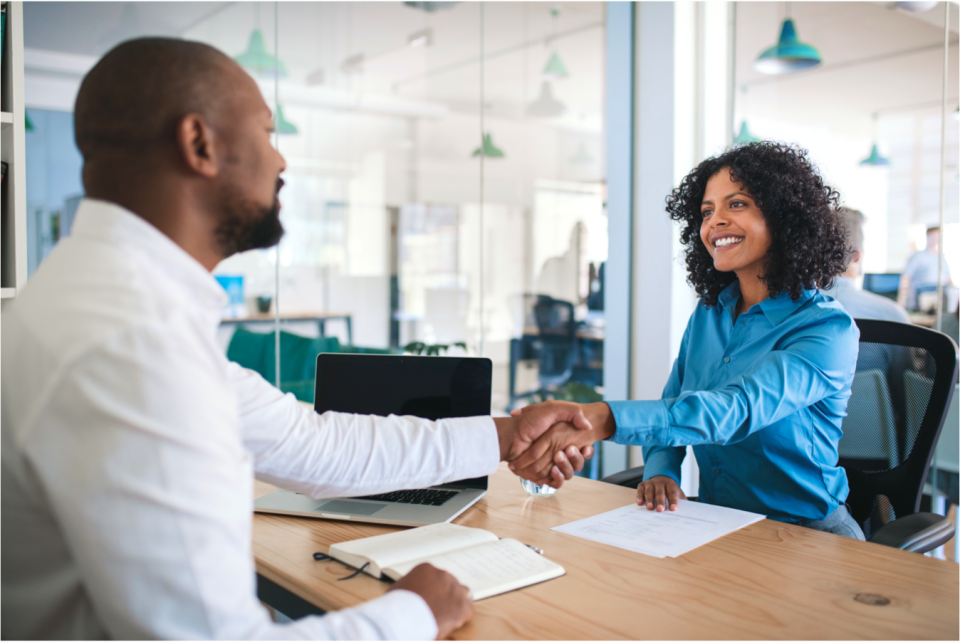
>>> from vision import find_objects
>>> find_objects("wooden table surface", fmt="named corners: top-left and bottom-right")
top-left (252, 465), bottom-right (959, 640)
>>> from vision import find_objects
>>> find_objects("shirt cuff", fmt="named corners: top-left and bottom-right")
top-left (606, 400), bottom-right (670, 446)
top-left (346, 589), bottom-right (438, 640)
top-left (444, 416), bottom-right (501, 480)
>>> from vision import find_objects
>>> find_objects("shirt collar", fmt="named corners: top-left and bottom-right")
top-left (70, 198), bottom-right (228, 310)
top-left (716, 280), bottom-right (815, 326)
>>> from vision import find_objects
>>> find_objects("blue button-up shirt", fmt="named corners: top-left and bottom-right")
top-left (607, 282), bottom-right (860, 522)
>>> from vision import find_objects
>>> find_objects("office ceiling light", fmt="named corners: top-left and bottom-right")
top-left (408, 28), bottom-right (433, 48)
top-left (472, 133), bottom-right (505, 158)
top-left (733, 122), bottom-right (761, 145)
top-left (341, 53), bottom-right (365, 75)
top-left (860, 113), bottom-right (890, 166)
top-left (276, 104), bottom-right (298, 135)
top-left (235, 29), bottom-right (288, 78)
top-left (894, 1), bottom-right (938, 12)
top-left (306, 68), bottom-right (325, 86)
top-left (569, 143), bottom-right (594, 165)
top-left (403, 2), bottom-right (458, 12)
top-left (859, 144), bottom-right (891, 166)
top-left (754, 18), bottom-right (822, 75)
top-left (542, 8), bottom-right (570, 81)
top-left (527, 82), bottom-right (566, 118)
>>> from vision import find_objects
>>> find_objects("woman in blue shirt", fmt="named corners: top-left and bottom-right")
top-left (511, 142), bottom-right (863, 538)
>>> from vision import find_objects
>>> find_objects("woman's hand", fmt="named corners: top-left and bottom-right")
top-left (637, 475), bottom-right (686, 512)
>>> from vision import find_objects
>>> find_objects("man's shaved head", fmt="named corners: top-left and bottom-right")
top-left (75, 37), bottom-right (287, 265)
top-left (75, 38), bottom-right (239, 162)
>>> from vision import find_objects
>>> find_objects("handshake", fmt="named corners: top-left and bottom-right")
top-left (493, 400), bottom-right (617, 488)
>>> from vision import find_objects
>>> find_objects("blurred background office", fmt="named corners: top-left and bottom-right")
top-left (15, 2), bottom-right (958, 516)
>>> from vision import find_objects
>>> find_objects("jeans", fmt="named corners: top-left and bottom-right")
top-left (798, 504), bottom-right (865, 540)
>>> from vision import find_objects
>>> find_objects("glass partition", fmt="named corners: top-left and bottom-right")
top-left (23, 2), bottom-right (609, 433)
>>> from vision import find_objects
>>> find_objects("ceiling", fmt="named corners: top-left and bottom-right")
top-left (23, 2), bottom-right (605, 129)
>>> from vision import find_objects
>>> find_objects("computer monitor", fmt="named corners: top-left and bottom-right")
top-left (314, 353), bottom-right (492, 489)
top-left (862, 273), bottom-right (901, 302)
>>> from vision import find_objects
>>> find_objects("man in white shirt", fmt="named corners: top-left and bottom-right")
top-left (1, 38), bottom-right (591, 640)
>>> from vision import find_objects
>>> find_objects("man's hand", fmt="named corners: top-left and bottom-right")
top-left (492, 401), bottom-right (595, 489)
top-left (507, 401), bottom-right (617, 485)
top-left (637, 475), bottom-right (686, 512)
top-left (390, 563), bottom-right (472, 639)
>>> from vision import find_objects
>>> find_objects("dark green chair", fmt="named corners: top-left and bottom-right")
top-left (226, 328), bottom-right (394, 403)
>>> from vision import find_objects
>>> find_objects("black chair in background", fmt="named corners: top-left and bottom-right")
top-left (602, 319), bottom-right (958, 554)
top-left (508, 295), bottom-right (578, 410)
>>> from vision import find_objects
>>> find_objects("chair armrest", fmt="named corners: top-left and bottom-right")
top-left (601, 466), bottom-right (645, 488)
top-left (868, 512), bottom-right (955, 554)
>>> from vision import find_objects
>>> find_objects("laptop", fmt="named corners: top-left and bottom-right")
top-left (253, 353), bottom-right (493, 527)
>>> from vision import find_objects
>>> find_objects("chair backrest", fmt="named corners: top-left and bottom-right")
top-left (533, 295), bottom-right (576, 337)
top-left (226, 328), bottom-right (341, 398)
top-left (838, 319), bottom-right (958, 539)
top-left (934, 384), bottom-right (960, 475)
top-left (531, 296), bottom-right (578, 387)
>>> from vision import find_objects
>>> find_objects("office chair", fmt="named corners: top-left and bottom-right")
top-left (602, 319), bottom-right (959, 554)
top-left (508, 296), bottom-right (579, 410)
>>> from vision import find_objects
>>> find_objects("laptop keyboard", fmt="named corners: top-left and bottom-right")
top-left (357, 489), bottom-right (458, 506)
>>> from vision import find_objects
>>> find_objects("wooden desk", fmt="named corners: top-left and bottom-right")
top-left (221, 311), bottom-right (352, 344)
top-left (909, 313), bottom-right (937, 328)
top-left (253, 466), bottom-right (959, 640)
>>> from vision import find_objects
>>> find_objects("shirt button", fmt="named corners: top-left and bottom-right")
top-left (723, 357), bottom-right (730, 363)
top-left (715, 470), bottom-right (722, 477)
top-left (645, 435), bottom-right (653, 442)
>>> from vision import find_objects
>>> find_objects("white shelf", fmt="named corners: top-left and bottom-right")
top-left (2, 2), bottom-right (28, 302)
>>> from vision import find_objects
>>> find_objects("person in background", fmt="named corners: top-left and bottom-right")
top-left (822, 208), bottom-right (910, 323)
top-left (898, 226), bottom-right (952, 311)
top-left (1, 38), bottom-right (590, 641)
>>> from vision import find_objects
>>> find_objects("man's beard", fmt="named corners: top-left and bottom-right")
top-left (215, 180), bottom-right (285, 257)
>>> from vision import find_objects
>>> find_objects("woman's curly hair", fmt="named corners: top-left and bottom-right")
top-left (666, 142), bottom-right (850, 307)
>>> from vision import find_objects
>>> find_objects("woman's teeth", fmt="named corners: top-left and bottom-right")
top-left (716, 236), bottom-right (744, 248)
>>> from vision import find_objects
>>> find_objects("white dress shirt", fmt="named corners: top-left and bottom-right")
top-left (1, 199), bottom-right (500, 640)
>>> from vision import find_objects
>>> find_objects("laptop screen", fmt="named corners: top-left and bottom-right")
top-left (314, 354), bottom-right (492, 489)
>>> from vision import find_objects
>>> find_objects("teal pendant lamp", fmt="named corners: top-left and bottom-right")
top-left (235, 29), bottom-right (288, 78)
top-left (25, 112), bottom-right (35, 132)
top-left (472, 133), bottom-right (505, 158)
top-left (275, 105), bottom-right (298, 135)
top-left (541, 8), bottom-right (569, 81)
top-left (859, 144), bottom-right (891, 167)
top-left (733, 122), bottom-right (760, 145)
top-left (860, 113), bottom-right (890, 166)
top-left (754, 18), bottom-right (822, 75)
top-left (542, 52), bottom-right (569, 81)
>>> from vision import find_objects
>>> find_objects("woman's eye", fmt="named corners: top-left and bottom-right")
top-left (701, 209), bottom-right (712, 218)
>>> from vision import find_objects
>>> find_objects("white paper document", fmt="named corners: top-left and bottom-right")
top-left (551, 500), bottom-right (765, 558)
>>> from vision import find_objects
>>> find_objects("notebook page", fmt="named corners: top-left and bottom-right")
top-left (383, 538), bottom-right (565, 600)
top-left (329, 523), bottom-right (498, 578)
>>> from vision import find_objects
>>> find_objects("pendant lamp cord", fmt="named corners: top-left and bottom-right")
top-left (478, 4), bottom-right (485, 359)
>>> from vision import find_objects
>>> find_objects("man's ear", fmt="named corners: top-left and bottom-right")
top-left (175, 114), bottom-right (218, 178)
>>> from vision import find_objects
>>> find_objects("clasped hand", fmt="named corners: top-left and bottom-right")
top-left (498, 400), bottom-right (615, 488)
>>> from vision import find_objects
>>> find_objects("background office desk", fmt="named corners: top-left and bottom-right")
top-left (221, 311), bottom-right (352, 344)
top-left (253, 465), bottom-right (958, 640)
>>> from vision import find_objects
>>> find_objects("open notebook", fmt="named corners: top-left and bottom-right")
top-left (328, 523), bottom-right (565, 600)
